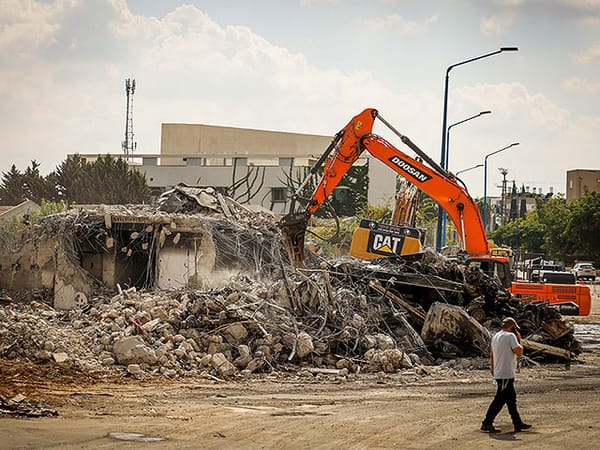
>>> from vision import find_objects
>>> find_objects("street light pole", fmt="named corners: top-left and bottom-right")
top-left (455, 163), bottom-right (484, 177)
top-left (435, 47), bottom-right (518, 251)
top-left (445, 111), bottom-right (491, 170)
top-left (441, 110), bottom-right (491, 246)
top-left (483, 142), bottom-right (520, 232)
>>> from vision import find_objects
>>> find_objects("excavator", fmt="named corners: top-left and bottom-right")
top-left (279, 108), bottom-right (591, 316)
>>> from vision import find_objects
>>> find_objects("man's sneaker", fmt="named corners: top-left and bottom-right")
top-left (480, 424), bottom-right (501, 433)
top-left (514, 423), bottom-right (532, 432)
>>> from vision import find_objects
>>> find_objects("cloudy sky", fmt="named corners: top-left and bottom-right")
top-left (2, 0), bottom-right (599, 198)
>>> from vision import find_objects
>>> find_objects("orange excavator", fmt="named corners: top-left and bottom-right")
top-left (279, 108), bottom-right (591, 316)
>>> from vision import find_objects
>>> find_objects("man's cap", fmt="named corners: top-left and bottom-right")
top-left (502, 317), bottom-right (520, 330)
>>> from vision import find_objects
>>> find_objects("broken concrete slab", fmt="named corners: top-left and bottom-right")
top-left (51, 352), bottom-right (69, 363)
top-left (113, 336), bottom-right (158, 365)
top-left (421, 302), bottom-right (491, 358)
top-left (210, 352), bottom-right (237, 378)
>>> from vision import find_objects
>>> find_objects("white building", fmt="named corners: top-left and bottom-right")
top-left (80, 122), bottom-right (395, 214)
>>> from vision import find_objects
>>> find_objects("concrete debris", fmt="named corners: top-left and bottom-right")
top-left (158, 185), bottom-right (220, 213)
top-left (0, 254), bottom-right (581, 381)
top-left (0, 394), bottom-right (58, 418)
top-left (421, 303), bottom-right (491, 358)
top-left (113, 336), bottom-right (158, 365)
top-left (107, 432), bottom-right (166, 443)
top-left (51, 352), bottom-right (69, 363)
top-left (0, 187), bottom-right (583, 382)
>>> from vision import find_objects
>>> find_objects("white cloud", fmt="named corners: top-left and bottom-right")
top-left (573, 42), bottom-right (600, 63)
top-left (560, 0), bottom-right (600, 10)
top-left (364, 14), bottom-right (438, 34)
top-left (0, 0), bottom-right (410, 173)
top-left (480, 14), bottom-right (515, 35)
top-left (496, 0), bottom-right (526, 5)
top-left (299, 0), bottom-right (344, 5)
top-left (0, 0), bottom-right (598, 201)
top-left (562, 76), bottom-right (600, 94)
top-left (484, 0), bottom-right (600, 25)
top-left (440, 81), bottom-right (600, 197)
top-left (0, 0), bottom-right (57, 54)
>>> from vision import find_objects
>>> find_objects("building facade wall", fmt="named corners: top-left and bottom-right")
top-left (79, 123), bottom-right (398, 213)
top-left (156, 123), bottom-right (391, 211)
top-left (160, 123), bottom-right (333, 160)
top-left (138, 157), bottom-right (306, 214)
top-left (566, 169), bottom-right (600, 202)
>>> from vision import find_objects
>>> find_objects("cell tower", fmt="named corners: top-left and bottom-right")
top-left (122, 78), bottom-right (137, 158)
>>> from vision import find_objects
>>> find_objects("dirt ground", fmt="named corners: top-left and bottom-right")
top-left (2, 288), bottom-right (599, 450)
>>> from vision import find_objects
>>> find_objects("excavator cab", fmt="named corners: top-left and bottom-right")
top-left (280, 214), bottom-right (424, 268)
top-left (467, 256), bottom-right (512, 288)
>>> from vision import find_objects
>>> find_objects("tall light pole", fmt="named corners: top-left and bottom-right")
top-left (441, 110), bottom-right (491, 246)
top-left (445, 111), bottom-right (491, 170)
top-left (483, 142), bottom-right (520, 232)
top-left (435, 47), bottom-right (518, 251)
top-left (456, 163), bottom-right (483, 177)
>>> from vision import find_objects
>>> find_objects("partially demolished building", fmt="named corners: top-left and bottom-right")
top-left (0, 186), bottom-right (283, 309)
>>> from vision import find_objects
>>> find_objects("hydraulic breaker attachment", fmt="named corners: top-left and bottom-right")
top-left (278, 211), bottom-right (311, 268)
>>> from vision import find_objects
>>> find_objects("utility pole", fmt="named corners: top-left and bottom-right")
top-left (122, 78), bottom-right (137, 159)
top-left (499, 168), bottom-right (508, 226)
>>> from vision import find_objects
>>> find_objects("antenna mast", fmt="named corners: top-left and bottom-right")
top-left (122, 78), bottom-right (137, 158)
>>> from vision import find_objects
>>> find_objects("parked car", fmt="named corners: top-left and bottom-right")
top-left (571, 263), bottom-right (596, 281)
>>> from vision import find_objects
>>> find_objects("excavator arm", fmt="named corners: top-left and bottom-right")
top-left (279, 108), bottom-right (489, 267)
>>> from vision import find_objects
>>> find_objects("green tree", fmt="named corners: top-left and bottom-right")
top-left (490, 192), bottom-right (600, 264)
top-left (1, 155), bottom-right (151, 206)
top-left (53, 154), bottom-right (150, 204)
top-left (53, 154), bottom-right (90, 202)
top-left (563, 191), bottom-right (600, 262)
top-left (0, 165), bottom-right (26, 205)
top-left (536, 196), bottom-right (570, 259)
top-left (328, 164), bottom-right (368, 217)
top-left (417, 194), bottom-right (439, 224)
top-left (489, 210), bottom-right (545, 253)
top-left (0, 161), bottom-right (54, 205)
top-left (84, 155), bottom-right (150, 204)
top-left (283, 160), bottom-right (368, 218)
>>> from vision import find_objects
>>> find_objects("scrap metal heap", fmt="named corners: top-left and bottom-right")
top-left (0, 187), bottom-right (582, 382)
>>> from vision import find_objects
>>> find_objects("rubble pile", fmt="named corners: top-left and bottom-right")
top-left (0, 273), bottom-right (428, 379)
top-left (0, 186), bottom-right (583, 381)
top-left (0, 254), bottom-right (581, 380)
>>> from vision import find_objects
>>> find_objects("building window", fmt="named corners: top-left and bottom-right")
top-left (271, 187), bottom-right (287, 203)
top-left (279, 157), bottom-right (293, 167)
top-left (569, 179), bottom-right (573, 190)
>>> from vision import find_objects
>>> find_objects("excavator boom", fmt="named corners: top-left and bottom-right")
top-left (279, 108), bottom-right (489, 267)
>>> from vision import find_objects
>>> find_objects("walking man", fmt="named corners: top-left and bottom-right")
top-left (481, 317), bottom-right (532, 433)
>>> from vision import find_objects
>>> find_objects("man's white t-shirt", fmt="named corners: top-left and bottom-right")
top-left (491, 330), bottom-right (519, 379)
